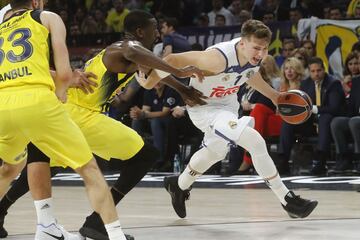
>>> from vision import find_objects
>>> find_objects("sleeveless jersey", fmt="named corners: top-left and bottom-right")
top-left (68, 49), bottom-right (134, 112)
top-left (189, 38), bottom-right (260, 111)
top-left (0, 10), bottom-right (53, 90)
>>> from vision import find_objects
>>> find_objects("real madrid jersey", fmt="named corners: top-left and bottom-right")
top-left (68, 49), bottom-right (134, 112)
top-left (0, 10), bottom-right (53, 90)
top-left (189, 37), bottom-right (260, 110)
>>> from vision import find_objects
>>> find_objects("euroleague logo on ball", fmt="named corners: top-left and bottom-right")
top-left (278, 90), bottom-right (313, 125)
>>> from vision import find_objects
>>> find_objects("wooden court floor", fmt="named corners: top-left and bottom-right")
top-left (4, 186), bottom-right (360, 239)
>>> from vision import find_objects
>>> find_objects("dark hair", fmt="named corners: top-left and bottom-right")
top-left (308, 57), bottom-right (324, 69)
top-left (123, 10), bottom-right (154, 33)
top-left (352, 41), bottom-right (360, 52)
top-left (240, 19), bottom-right (272, 42)
top-left (163, 17), bottom-right (178, 30)
top-left (343, 51), bottom-right (359, 76)
top-left (10, 0), bottom-right (30, 8)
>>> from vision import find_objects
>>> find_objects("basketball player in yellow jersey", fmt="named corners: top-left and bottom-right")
top-left (0, 0), bottom-right (130, 239)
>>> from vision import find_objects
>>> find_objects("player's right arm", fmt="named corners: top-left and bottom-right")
top-left (40, 11), bottom-right (72, 102)
top-left (142, 49), bottom-right (226, 89)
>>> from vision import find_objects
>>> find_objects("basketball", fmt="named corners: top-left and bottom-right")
top-left (277, 90), bottom-right (313, 124)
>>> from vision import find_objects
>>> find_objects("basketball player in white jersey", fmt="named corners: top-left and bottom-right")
top-left (140, 19), bottom-right (318, 219)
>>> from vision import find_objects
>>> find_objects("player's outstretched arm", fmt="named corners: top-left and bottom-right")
top-left (142, 49), bottom-right (225, 89)
top-left (246, 72), bottom-right (280, 105)
top-left (41, 11), bottom-right (72, 102)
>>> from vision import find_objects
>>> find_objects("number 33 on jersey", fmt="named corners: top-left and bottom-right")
top-left (0, 10), bottom-right (54, 90)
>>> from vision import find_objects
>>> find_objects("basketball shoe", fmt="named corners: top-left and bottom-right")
top-left (282, 191), bottom-right (318, 218)
top-left (79, 212), bottom-right (134, 240)
top-left (0, 212), bottom-right (8, 238)
top-left (35, 222), bottom-right (81, 240)
top-left (164, 175), bottom-right (191, 218)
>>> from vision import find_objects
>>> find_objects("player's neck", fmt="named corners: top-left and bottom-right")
top-left (236, 47), bottom-right (249, 67)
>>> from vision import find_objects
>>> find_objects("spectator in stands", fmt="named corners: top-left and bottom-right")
top-left (160, 17), bottom-right (191, 57)
top-left (228, 0), bottom-right (241, 24)
top-left (208, 0), bottom-right (234, 26)
top-left (197, 13), bottom-right (210, 27)
top-left (106, 0), bottom-right (130, 32)
top-left (94, 9), bottom-right (108, 33)
top-left (323, 6), bottom-right (331, 19)
top-left (301, 40), bottom-right (316, 58)
top-left (278, 57), bottom-right (346, 175)
top-left (275, 38), bottom-right (296, 67)
top-left (329, 6), bottom-right (343, 20)
top-left (289, 7), bottom-right (303, 36)
top-left (252, 0), bottom-right (279, 20)
top-left (262, 11), bottom-right (275, 25)
top-left (90, 0), bottom-right (113, 14)
top-left (291, 47), bottom-right (310, 78)
top-left (130, 82), bottom-right (181, 170)
top-left (215, 14), bottom-right (226, 26)
top-left (342, 52), bottom-right (359, 97)
top-left (331, 74), bottom-right (360, 172)
top-left (280, 57), bottom-right (304, 92)
top-left (81, 14), bottom-right (99, 34)
top-left (261, 55), bottom-right (281, 90)
top-left (74, 7), bottom-right (87, 26)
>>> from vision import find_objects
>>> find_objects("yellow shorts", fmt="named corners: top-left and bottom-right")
top-left (0, 87), bottom-right (93, 168)
top-left (51, 103), bottom-right (144, 165)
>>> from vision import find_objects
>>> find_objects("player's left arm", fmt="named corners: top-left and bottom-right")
top-left (246, 72), bottom-right (280, 105)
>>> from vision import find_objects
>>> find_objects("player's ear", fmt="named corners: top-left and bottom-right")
top-left (135, 28), bottom-right (145, 38)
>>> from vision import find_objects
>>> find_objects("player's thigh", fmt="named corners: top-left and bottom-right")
top-left (81, 114), bottom-right (144, 160)
top-left (0, 110), bottom-right (28, 165)
top-left (21, 94), bottom-right (93, 169)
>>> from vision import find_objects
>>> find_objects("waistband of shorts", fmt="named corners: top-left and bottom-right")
top-left (0, 84), bottom-right (52, 93)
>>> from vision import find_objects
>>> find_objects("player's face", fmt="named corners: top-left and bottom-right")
top-left (33, 0), bottom-right (46, 10)
top-left (141, 18), bottom-right (159, 50)
top-left (241, 36), bottom-right (269, 66)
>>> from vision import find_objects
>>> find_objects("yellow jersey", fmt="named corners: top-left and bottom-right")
top-left (0, 10), bottom-right (53, 90)
top-left (68, 49), bottom-right (134, 112)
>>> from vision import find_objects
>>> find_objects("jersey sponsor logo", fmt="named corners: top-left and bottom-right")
top-left (210, 86), bottom-right (240, 98)
top-left (0, 66), bottom-right (32, 82)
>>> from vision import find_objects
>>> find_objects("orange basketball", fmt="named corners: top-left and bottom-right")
top-left (277, 90), bottom-right (313, 124)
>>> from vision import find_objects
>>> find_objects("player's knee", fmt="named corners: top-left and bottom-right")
top-left (238, 127), bottom-right (267, 156)
top-left (0, 161), bottom-right (25, 179)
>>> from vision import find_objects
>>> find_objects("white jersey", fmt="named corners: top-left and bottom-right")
top-left (188, 37), bottom-right (260, 113)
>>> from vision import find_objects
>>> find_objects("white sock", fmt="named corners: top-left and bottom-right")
top-left (34, 198), bottom-right (56, 226)
top-left (178, 147), bottom-right (223, 190)
top-left (237, 127), bottom-right (289, 205)
top-left (105, 220), bottom-right (127, 240)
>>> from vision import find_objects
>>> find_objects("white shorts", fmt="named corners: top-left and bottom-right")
top-left (187, 106), bottom-right (254, 158)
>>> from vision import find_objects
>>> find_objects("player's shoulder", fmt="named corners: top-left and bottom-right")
top-left (207, 37), bottom-right (241, 50)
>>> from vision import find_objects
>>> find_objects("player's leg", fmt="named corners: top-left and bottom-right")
top-left (25, 92), bottom-right (126, 240)
top-left (0, 144), bottom-right (60, 238)
top-left (74, 111), bottom-right (157, 239)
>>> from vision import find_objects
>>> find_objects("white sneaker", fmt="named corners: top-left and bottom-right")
top-left (35, 222), bottom-right (82, 240)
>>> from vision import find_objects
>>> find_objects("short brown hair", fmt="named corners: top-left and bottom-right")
top-left (240, 19), bottom-right (272, 42)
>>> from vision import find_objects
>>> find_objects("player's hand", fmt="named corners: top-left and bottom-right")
top-left (71, 69), bottom-right (98, 94)
top-left (176, 66), bottom-right (205, 82)
top-left (55, 88), bottom-right (68, 103)
top-left (180, 86), bottom-right (207, 107)
top-left (135, 71), bottom-right (147, 87)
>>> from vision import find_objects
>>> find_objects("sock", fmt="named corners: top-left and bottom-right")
top-left (111, 143), bottom-right (158, 200)
top-left (237, 127), bottom-right (289, 205)
top-left (0, 196), bottom-right (13, 216)
top-left (34, 198), bottom-right (56, 226)
top-left (178, 147), bottom-right (222, 190)
top-left (105, 220), bottom-right (126, 240)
